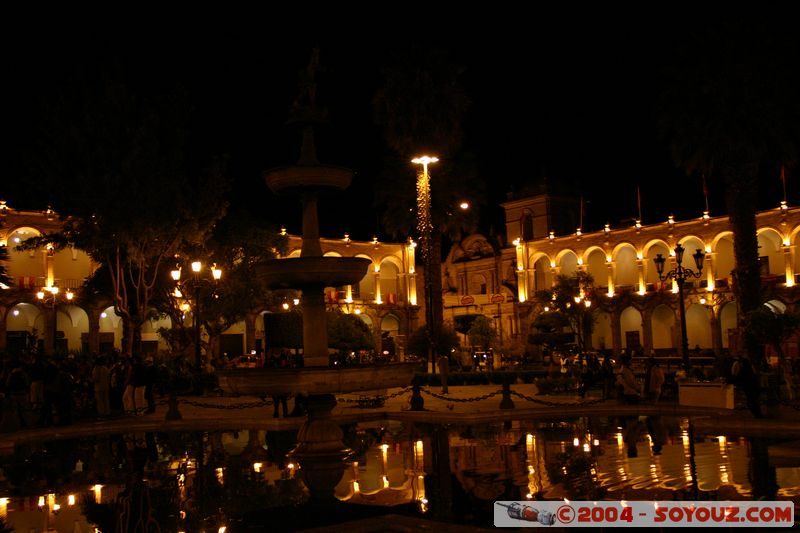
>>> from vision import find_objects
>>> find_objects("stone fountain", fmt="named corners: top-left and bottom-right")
top-left (216, 49), bottom-right (416, 501)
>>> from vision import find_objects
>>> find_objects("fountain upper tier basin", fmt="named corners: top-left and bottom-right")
top-left (256, 256), bottom-right (372, 290)
top-left (265, 164), bottom-right (353, 195)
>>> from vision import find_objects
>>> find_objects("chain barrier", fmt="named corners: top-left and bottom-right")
top-left (177, 398), bottom-right (271, 410)
top-left (335, 386), bottom-right (414, 405)
top-left (509, 390), bottom-right (607, 407)
top-left (421, 388), bottom-right (503, 402)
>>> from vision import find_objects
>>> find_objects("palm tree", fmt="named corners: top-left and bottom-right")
top-left (657, 17), bottom-right (800, 368)
top-left (373, 46), bottom-right (484, 363)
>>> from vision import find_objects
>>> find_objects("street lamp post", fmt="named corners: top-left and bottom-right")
top-left (171, 261), bottom-right (222, 372)
top-left (412, 155), bottom-right (438, 374)
top-left (654, 244), bottom-right (705, 371)
top-left (36, 285), bottom-right (73, 355)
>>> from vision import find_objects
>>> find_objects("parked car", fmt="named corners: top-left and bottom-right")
top-left (233, 355), bottom-right (263, 369)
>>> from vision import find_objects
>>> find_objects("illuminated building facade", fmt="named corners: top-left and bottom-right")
top-left (443, 192), bottom-right (800, 361)
top-left (0, 203), bottom-right (420, 358)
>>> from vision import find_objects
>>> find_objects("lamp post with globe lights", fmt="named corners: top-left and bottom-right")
top-left (37, 285), bottom-right (73, 355)
top-left (171, 261), bottom-right (222, 372)
top-left (654, 244), bottom-right (705, 371)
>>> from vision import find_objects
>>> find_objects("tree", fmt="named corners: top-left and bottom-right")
top-left (531, 272), bottom-right (596, 354)
top-left (407, 323), bottom-right (460, 361)
top-left (372, 47), bottom-right (483, 360)
top-left (657, 17), bottom-right (800, 365)
top-left (328, 312), bottom-right (375, 353)
top-left (23, 70), bottom-right (228, 356)
top-left (467, 315), bottom-right (497, 351)
top-left (745, 305), bottom-right (800, 363)
top-left (186, 209), bottom-right (288, 359)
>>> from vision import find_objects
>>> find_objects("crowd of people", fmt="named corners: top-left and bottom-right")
top-left (0, 350), bottom-right (162, 429)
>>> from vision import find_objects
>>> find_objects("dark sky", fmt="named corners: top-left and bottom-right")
top-left (4, 9), bottom-right (798, 242)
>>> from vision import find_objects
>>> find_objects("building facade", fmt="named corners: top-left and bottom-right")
top-left (443, 194), bottom-right (800, 362)
top-left (0, 202), bottom-right (421, 359)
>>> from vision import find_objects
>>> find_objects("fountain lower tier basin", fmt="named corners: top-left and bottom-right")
top-left (265, 164), bottom-right (353, 194)
top-left (216, 363), bottom-right (418, 397)
top-left (256, 256), bottom-right (371, 289)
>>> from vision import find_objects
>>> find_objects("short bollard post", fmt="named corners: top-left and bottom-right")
top-left (499, 380), bottom-right (515, 410)
top-left (165, 391), bottom-right (183, 421)
top-left (410, 382), bottom-right (425, 411)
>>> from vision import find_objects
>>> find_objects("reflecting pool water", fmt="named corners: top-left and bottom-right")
top-left (0, 416), bottom-right (797, 531)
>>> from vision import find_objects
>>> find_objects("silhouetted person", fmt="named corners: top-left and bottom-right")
top-left (438, 354), bottom-right (449, 394)
top-left (732, 357), bottom-right (762, 418)
top-left (92, 356), bottom-right (112, 418)
top-left (5, 360), bottom-right (30, 428)
top-left (143, 357), bottom-right (157, 414)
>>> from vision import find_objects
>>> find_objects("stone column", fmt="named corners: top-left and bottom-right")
top-left (302, 288), bottom-right (328, 367)
top-left (610, 309), bottom-right (622, 356)
top-left (87, 307), bottom-right (101, 354)
top-left (642, 307), bottom-right (654, 356)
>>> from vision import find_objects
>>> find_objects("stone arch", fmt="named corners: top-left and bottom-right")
top-left (5, 226), bottom-right (46, 281)
top-left (379, 259), bottom-right (401, 302)
top-left (99, 306), bottom-right (124, 351)
top-left (381, 314), bottom-right (400, 333)
top-left (556, 249), bottom-right (578, 277)
top-left (469, 272), bottom-right (488, 295)
top-left (644, 240), bottom-right (673, 287)
top-left (712, 232), bottom-right (736, 287)
top-left (620, 306), bottom-right (643, 351)
top-left (756, 228), bottom-right (784, 276)
top-left (530, 254), bottom-right (554, 294)
top-left (356, 253), bottom-right (376, 301)
top-left (720, 301), bottom-right (738, 350)
top-left (323, 250), bottom-right (343, 257)
top-left (651, 304), bottom-right (675, 350)
top-left (686, 303), bottom-right (712, 349)
top-left (592, 310), bottom-right (612, 351)
top-left (611, 243), bottom-right (638, 289)
top-left (583, 246), bottom-right (607, 287)
top-left (5, 302), bottom-right (39, 352)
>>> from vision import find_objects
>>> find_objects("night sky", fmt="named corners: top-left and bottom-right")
top-left (4, 9), bottom-right (798, 242)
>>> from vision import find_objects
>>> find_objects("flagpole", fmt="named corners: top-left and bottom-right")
top-left (637, 186), bottom-right (642, 222)
top-left (781, 166), bottom-right (787, 204)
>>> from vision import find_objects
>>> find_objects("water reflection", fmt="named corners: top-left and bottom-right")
top-left (0, 417), bottom-right (797, 531)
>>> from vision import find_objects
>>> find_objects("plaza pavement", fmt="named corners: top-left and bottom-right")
top-left (1, 383), bottom-right (798, 453)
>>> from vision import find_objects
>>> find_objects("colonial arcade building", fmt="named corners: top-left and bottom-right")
top-left (0, 202), bottom-right (420, 360)
top-left (443, 193), bottom-right (800, 362)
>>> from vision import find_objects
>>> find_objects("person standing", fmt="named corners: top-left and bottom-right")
top-left (91, 356), bottom-right (112, 418)
top-left (617, 355), bottom-right (642, 457)
top-left (601, 353), bottom-right (615, 400)
top-left (27, 353), bottom-right (46, 412)
top-left (731, 356), bottom-right (763, 418)
top-left (5, 360), bottom-right (31, 428)
top-left (131, 356), bottom-right (147, 416)
top-left (646, 358), bottom-right (665, 404)
top-left (438, 354), bottom-right (449, 394)
top-left (143, 357), bottom-right (157, 414)
top-left (121, 356), bottom-right (135, 416)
